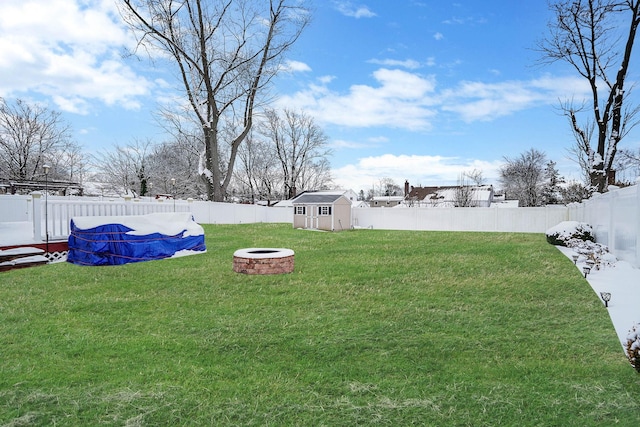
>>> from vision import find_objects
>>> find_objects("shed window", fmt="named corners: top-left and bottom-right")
top-left (319, 206), bottom-right (332, 216)
top-left (295, 206), bottom-right (306, 215)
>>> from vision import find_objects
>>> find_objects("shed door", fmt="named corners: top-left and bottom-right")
top-left (306, 205), bottom-right (319, 229)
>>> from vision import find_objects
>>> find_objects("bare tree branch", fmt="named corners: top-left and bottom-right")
top-left (119, 0), bottom-right (310, 200)
top-left (537, 0), bottom-right (640, 192)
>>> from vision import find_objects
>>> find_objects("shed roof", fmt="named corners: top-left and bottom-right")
top-left (291, 193), bottom-right (346, 204)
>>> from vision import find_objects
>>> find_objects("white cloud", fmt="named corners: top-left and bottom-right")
top-left (441, 75), bottom-right (589, 122)
top-left (332, 139), bottom-right (370, 149)
top-left (367, 58), bottom-right (421, 69)
top-left (434, 32), bottom-right (444, 41)
top-left (278, 66), bottom-right (590, 131)
top-left (333, 1), bottom-right (376, 18)
top-left (277, 68), bottom-right (438, 130)
top-left (331, 135), bottom-right (388, 149)
top-left (0, 0), bottom-right (152, 114)
top-left (282, 60), bottom-right (312, 73)
top-left (332, 154), bottom-right (503, 192)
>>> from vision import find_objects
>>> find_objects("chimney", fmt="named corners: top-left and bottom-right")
top-left (404, 180), bottom-right (409, 196)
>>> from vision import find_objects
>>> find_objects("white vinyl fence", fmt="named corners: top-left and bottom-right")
top-left (352, 205), bottom-right (569, 233)
top-left (0, 193), bottom-right (292, 241)
top-left (1, 184), bottom-right (638, 267)
top-left (567, 184), bottom-right (640, 268)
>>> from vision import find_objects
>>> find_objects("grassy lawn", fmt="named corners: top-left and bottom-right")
top-left (1, 223), bottom-right (638, 426)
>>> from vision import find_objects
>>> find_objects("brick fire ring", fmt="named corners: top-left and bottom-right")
top-left (233, 248), bottom-right (295, 275)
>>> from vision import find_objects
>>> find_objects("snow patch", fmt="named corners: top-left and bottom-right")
top-left (71, 212), bottom-right (204, 237)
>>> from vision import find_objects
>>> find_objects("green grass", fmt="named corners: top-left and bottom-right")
top-left (1, 223), bottom-right (638, 426)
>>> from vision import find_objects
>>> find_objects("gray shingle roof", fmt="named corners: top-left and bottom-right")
top-left (292, 193), bottom-right (344, 204)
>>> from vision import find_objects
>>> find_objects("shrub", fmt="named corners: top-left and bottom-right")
top-left (545, 221), bottom-right (594, 246)
top-left (625, 324), bottom-right (640, 373)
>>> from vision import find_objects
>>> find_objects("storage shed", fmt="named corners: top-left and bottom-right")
top-left (291, 192), bottom-right (352, 231)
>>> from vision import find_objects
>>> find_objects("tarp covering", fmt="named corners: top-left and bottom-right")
top-left (67, 212), bottom-right (206, 266)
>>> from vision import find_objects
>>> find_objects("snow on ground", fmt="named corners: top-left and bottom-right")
top-left (556, 245), bottom-right (640, 350)
top-left (71, 212), bottom-right (204, 237)
top-left (547, 220), bottom-right (640, 351)
top-left (0, 222), bottom-right (39, 246)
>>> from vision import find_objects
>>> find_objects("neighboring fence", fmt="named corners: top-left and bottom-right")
top-left (351, 184), bottom-right (639, 268)
top-left (567, 184), bottom-right (640, 268)
top-left (0, 193), bottom-right (292, 241)
top-left (1, 184), bottom-right (638, 268)
top-left (352, 205), bottom-right (569, 233)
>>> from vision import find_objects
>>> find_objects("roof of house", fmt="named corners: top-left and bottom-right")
top-left (371, 195), bottom-right (404, 202)
top-left (407, 185), bottom-right (493, 202)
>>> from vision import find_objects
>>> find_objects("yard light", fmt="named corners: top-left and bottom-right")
top-left (586, 259), bottom-right (595, 269)
top-left (582, 265), bottom-right (591, 278)
top-left (43, 164), bottom-right (50, 255)
top-left (572, 254), bottom-right (579, 264)
top-left (600, 292), bottom-right (611, 308)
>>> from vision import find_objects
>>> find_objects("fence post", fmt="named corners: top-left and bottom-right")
top-left (31, 192), bottom-right (43, 241)
top-left (124, 195), bottom-right (133, 215)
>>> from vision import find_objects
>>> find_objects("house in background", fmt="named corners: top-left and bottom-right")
top-left (291, 191), bottom-right (352, 231)
top-left (404, 181), bottom-right (495, 207)
top-left (370, 195), bottom-right (405, 207)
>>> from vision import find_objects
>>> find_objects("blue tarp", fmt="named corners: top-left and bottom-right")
top-left (67, 213), bottom-right (206, 266)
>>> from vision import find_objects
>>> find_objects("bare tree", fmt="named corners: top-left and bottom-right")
top-left (297, 156), bottom-right (333, 192)
top-left (147, 134), bottom-right (205, 198)
top-left (119, 0), bottom-right (310, 201)
top-left (260, 108), bottom-right (332, 198)
top-left (375, 177), bottom-right (402, 197)
top-left (616, 146), bottom-right (640, 181)
top-left (454, 173), bottom-right (474, 207)
top-left (93, 139), bottom-right (155, 197)
top-left (538, 0), bottom-right (640, 192)
top-left (499, 149), bottom-right (547, 207)
top-left (463, 168), bottom-right (485, 186)
top-left (234, 131), bottom-right (281, 203)
top-left (0, 98), bottom-right (73, 181)
top-left (53, 141), bottom-right (90, 184)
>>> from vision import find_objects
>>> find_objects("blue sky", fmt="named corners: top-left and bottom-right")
top-left (1, 0), bottom-right (638, 193)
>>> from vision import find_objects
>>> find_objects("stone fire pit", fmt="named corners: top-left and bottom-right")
top-left (233, 248), bottom-right (295, 275)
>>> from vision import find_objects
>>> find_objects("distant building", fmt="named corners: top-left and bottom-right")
top-left (403, 181), bottom-right (495, 207)
top-left (369, 196), bottom-right (405, 207)
top-left (291, 191), bottom-right (352, 231)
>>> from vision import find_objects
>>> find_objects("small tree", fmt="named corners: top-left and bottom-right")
top-left (147, 135), bottom-right (205, 198)
top-left (616, 146), bottom-right (640, 182)
top-left (453, 173), bottom-right (474, 207)
top-left (560, 181), bottom-right (592, 203)
top-left (0, 98), bottom-right (73, 181)
top-left (499, 149), bottom-right (547, 207)
top-left (464, 168), bottom-right (485, 186)
top-left (234, 131), bottom-right (281, 203)
top-left (259, 108), bottom-right (332, 198)
top-left (540, 160), bottom-right (564, 205)
top-left (93, 139), bottom-right (155, 197)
